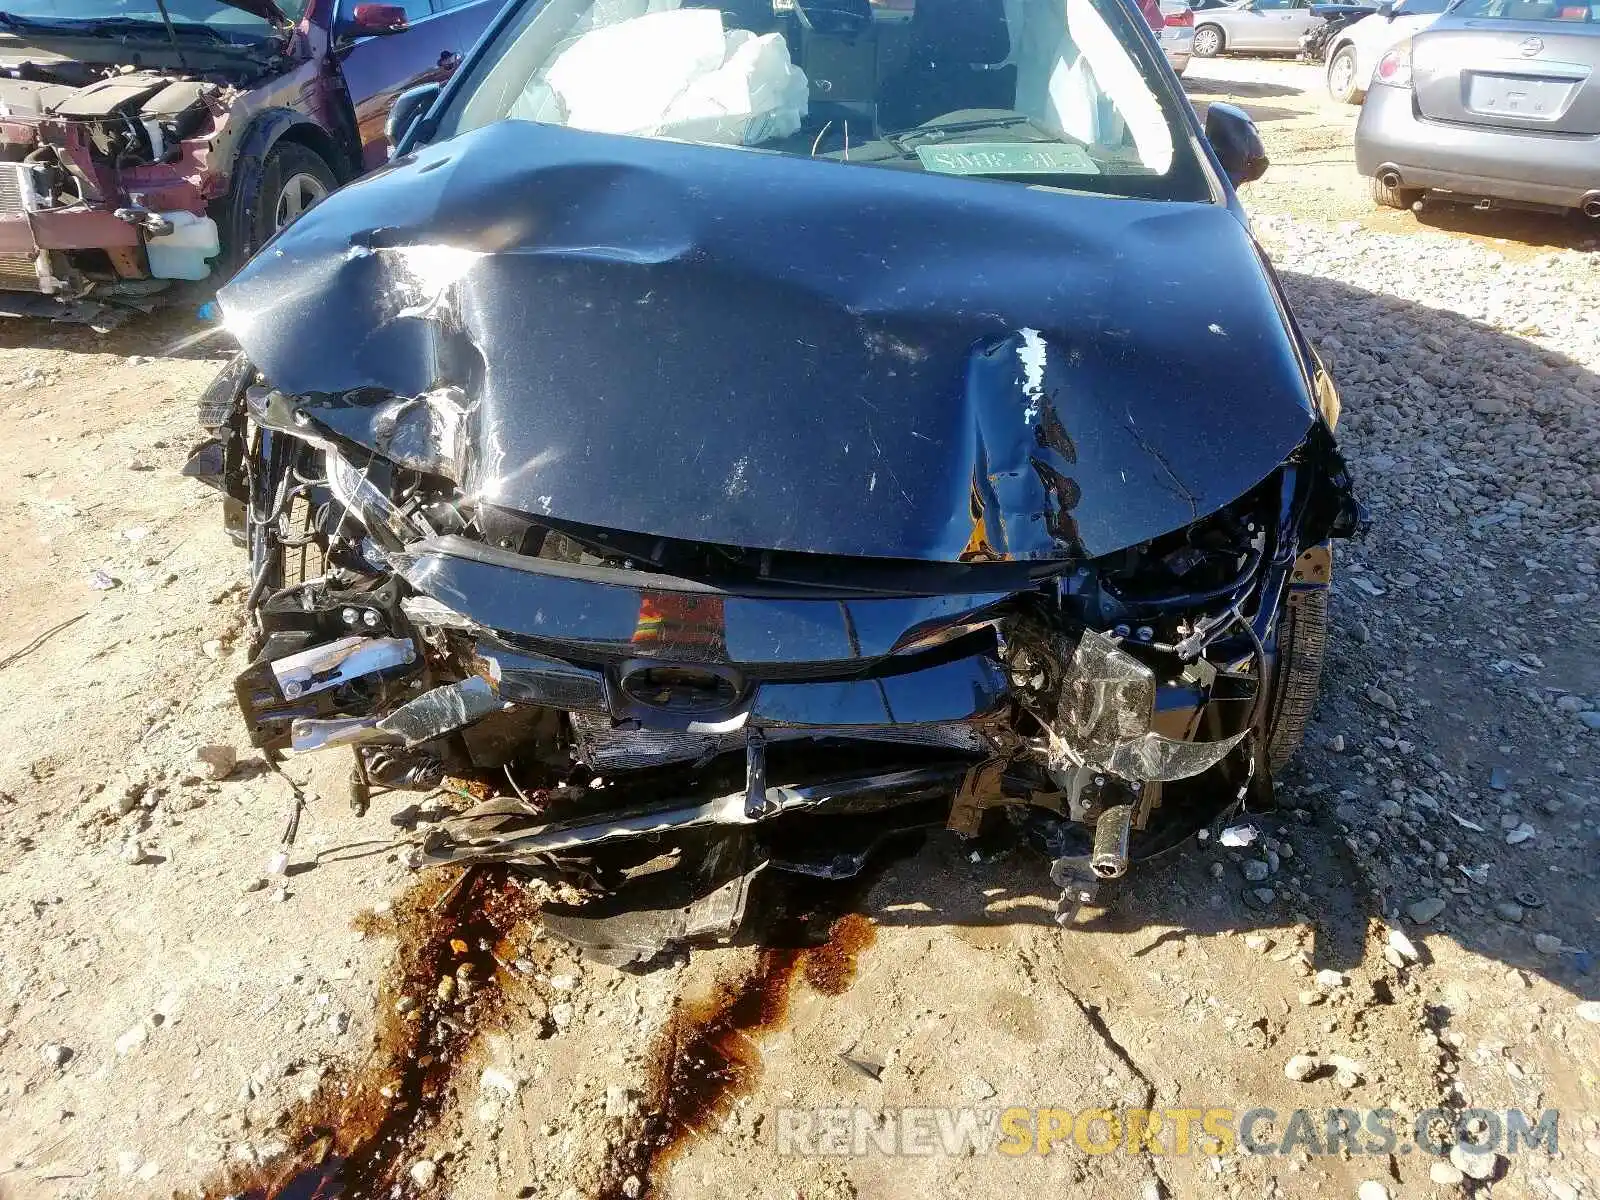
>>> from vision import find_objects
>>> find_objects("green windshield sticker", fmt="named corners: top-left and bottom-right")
top-left (914, 142), bottom-right (1100, 177)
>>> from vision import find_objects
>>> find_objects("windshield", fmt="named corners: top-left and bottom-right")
top-left (431, 0), bottom-right (1209, 200)
top-left (0, 0), bottom-right (299, 40)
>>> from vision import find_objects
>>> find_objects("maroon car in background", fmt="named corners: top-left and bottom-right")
top-left (0, 0), bottom-right (499, 321)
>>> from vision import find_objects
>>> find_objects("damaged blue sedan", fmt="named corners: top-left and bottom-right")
top-left (188, 0), bottom-right (1359, 958)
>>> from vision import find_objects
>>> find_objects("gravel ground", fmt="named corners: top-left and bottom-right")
top-left (1, 56), bottom-right (1597, 1200)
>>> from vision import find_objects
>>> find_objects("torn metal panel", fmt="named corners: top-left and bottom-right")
top-left (419, 765), bottom-right (969, 864)
top-left (377, 676), bottom-right (507, 747)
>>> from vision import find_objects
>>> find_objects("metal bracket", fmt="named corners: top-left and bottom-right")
top-left (1049, 855), bottom-right (1100, 926)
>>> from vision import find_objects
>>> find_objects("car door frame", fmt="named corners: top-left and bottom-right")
top-left (331, 0), bottom-right (502, 168)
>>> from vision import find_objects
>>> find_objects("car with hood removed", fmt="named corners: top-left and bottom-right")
top-left (189, 0), bottom-right (1360, 960)
top-left (0, 0), bottom-right (499, 320)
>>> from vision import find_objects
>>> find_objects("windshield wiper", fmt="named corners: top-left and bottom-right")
top-left (886, 114), bottom-right (1043, 149)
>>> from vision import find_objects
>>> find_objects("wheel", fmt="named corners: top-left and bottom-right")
top-left (1192, 24), bottom-right (1223, 57)
top-left (1265, 587), bottom-right (1329, 773)
top-left (1370, 173), bottom-right (1423, 210)
top-left (1326, 44), bottom-right (1363, 104)
top-left (212, 140), bottom-right (337, 280)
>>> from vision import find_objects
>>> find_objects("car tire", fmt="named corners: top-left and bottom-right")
top-left (212, 140), bottom-right (338, 281)
top-left (1370, 173), bottom-right (1423, 211)
top-left (1192, 23), bottom-right (1223, 56)
top-left (1265, 586), bottom-right (1329, 774)
top-left (1326, 44), bottom-right (1364, 104)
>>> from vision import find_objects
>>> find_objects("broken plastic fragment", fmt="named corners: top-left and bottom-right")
top-left (1219, 824), bottom-right (1259, 848)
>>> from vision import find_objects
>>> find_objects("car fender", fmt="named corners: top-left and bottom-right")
top-left (225, 107), bottom-right (354, 199)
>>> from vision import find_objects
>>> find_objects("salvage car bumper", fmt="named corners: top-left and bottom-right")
top-left (1161, 26), bottom-right (1194, 73)
top-left (1355, 81), bottom-right (1600, 210)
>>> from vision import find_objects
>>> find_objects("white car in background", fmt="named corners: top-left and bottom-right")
top-left (1323, 0), bottom-right (1449, 103)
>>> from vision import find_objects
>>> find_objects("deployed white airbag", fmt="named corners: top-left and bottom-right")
top-left (526, 8), bottom-right (808, 146)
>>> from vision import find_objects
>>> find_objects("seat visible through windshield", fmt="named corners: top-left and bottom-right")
top-left (440, 0), bottom-right (1199, 194)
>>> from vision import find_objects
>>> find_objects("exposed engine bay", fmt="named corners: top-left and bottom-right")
top-left (0, 13), bottom-right (287, 300)
top-left (189, 120), bottom-right (1361, 962)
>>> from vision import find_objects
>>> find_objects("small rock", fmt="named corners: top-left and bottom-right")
top-left (1245, 934), bottom-right (1274, 952)
top-left (114, 1023), bottom-right (147, 1055)
top-left (963, 1075), bottom-right (997, 1101)
top-left (194, 744), bottom-right (237, 781)
top-left (1357, 1182), bottom-right (1389, 1200)
top-left (621, 1176), bottom-right (643, 1199)
top-left (327, 1011), bottom-right (349, 1036)
top-left (1328, 734), bottom-right (1346, 753)
top-left (1386, 929), bottom-right (1419, 963)
top-left (1407, 896), bottom-right (1447, 924)
top-left (1449, 1145), bottom-right (1500, 1181)
top-left (1298, 990), bottom-right (1324, 1006)
top-left (604, 1085), bottom-right (632, 1118)
top-left (551, 1002), bottom-right (574, 1030)
top-left (119, 838), bottom-right (148, 866)
top-left (201, 639), bottom-right (224, 660)
top-left (116, 1151), bottom-right (143, 1176)
top-left (1315, 969), bottom-right (1346, 990)
top-left (1284, 1054), bottom-right (1321, 1082)
top-left (548, 973), bottom-right (577, 991)
top-left (1534, 934), bottom-right (1564, 956)
top-left (1429, 1161), bottom-right (1464, 1185)
top-left (1365, 686), bottom-right (1398, 713)
top-left (408, 1159), bottom-right (438, 1188)
top-left (1250, 887), bottom-right (1276, 905)
top-left (436, 976), bottom-right (457, 1004)
top-left (395, 996), bottom-right (418, 1015)
top-left (1328, 1055), bottom-right (1365, 1088)
top-left (1577, 711), bottom-right (1600, 731)
top-left (1545, 1179), bottom-right (1579, 1200)
top-left (242, 876), bottom-right (269, 894)
top-left (40, 1042), bottom-right (72, 1068)
top-left (480, 1066), bottom-right (519, 1095)
top-left (1241, 860), bottom-right (1270, 883)
top-left (1494, 900), bottom-right (1524, 923)
top-left (1574, 1001), bottom-right (1600, 1023)
top-left (106, 779), bottom-right (143, 816)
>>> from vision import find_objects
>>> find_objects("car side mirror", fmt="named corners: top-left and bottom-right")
top-left (386, 82), bottom-right (442, 155)
top-left (346, 2), bottom-right (409, 36)
top-left (1205, 102), bottom-right (1269, 186)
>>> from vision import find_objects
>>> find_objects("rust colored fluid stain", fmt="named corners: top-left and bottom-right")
top-left (196, 868), bottom-right (537, 1200)
top-left (619, 910), bottom-right (877, 1196)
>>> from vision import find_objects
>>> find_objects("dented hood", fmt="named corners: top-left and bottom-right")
top-left (221, 120), bottom-right (1317, 562)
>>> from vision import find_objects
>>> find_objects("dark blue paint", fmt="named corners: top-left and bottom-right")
top-left (224, 119), bottom-right (1321, 563)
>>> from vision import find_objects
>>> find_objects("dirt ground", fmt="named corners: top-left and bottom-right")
top-left (1, 56), bottom-right (1597, 1200)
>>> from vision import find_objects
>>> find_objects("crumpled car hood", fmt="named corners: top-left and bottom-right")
top-left (221, 120), bottom-right (1317, 562)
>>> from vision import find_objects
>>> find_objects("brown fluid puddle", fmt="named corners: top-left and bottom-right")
top-left (196, 867), bottom-right (539, 1200)
top-left (615, 909), bottom-right (878, 1196)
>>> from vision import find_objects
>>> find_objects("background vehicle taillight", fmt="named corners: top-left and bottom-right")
top-left (1375, 44), bottom-right (1413, 88)
top-left (1165, 7), bottom-right (1194, 26)
top-left (1139, 0), bottom-right (1167, 29)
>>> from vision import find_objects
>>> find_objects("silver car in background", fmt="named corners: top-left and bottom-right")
top-left (1192, 0), bottom-right (1323, 56)
top-left (1355, 0), bottom-right (1600, 216)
